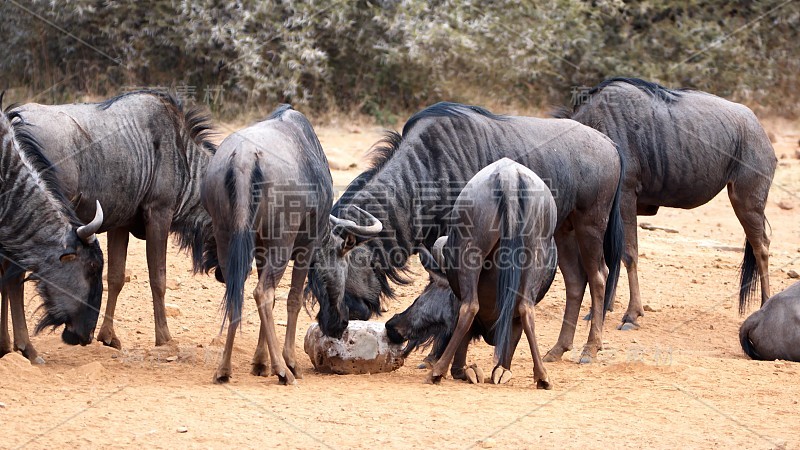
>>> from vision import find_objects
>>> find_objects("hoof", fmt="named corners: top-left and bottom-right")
top-left (417, 362), bottom-right (429, 370)
top-left (543, 348), bottom-right (564, 363)
top-left (618, 321), bottom-right (640, 331)
top-left (465, 364), bottom-right (484, 384)
top-left (425, 372), bottom-right (444, 384)
top-left (288, 364), bottom-right (303, 380)
top-left (98, 333), bottom-right (122, 350)
top-left (536, 379), bottom-right (553, 390)
top-left (213, 370), bottom-right (231, 384)
top-left (275, 367), bottom-right (297, 386)
top-left (583, 312), bottom-right (592, 321)
top-left (251, 363), bottom-right (269, 377)
top-left (32, 355), bottom-right (46, 365)
top-left (451, 366), bottom-right (467, 381)
top-left (491, 367), bottom-right (512, 385)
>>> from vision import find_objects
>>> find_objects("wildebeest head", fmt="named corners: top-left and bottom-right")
top-left (309, 207), bottom-right (383, 338)
top-left (385, 241), bottom-right (457, 357)
top-left (34, 201), bottom-right (105, 346)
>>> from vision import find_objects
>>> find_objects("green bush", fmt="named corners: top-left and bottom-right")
top-left (1, 0), bottom-right (797, 118)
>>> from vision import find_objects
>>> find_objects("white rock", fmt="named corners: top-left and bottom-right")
top-left (164, 303), bottom-right (181, 317)
top-left (304, 321), bottom-right (405, 375)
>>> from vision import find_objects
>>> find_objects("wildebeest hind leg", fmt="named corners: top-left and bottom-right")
top-left (144, 213), bottom-right (173, 346)
top-left (253, 263), bottom-right (295, 385)
top-left (520, 301), bottom-right (551, 389)
top-left (1, 279), bottom-right (11, 356)
top-left (574, 219), bottom-right (608, 364)
top-left (490, 320), bottom-right (522, 385)
top-left (281, 264), bottom-right (308, 379)
top-left (213, 315), bottom-right (239, 383)
top-left (620, 197), bottom-right (644, 329)
top-left (544, 230), bottom-right (585, 362)
top-left (97, 228), bottom-right (130, 349)
top-left (428, 273), bottom-right (481, 384)
top-left (728, 182), bottom-right (771, 306)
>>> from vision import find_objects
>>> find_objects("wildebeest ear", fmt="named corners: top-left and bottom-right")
top-left (418, 247), bottom-right (445, 277)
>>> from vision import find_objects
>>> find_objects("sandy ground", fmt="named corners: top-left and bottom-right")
top-left (1, 116), bottom-right (799, 449)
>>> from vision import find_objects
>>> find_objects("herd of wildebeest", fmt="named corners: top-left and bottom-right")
top-left (1, 77), bottom-right (798, 388)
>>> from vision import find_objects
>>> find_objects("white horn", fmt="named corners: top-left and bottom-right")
top-left (431, 236), bottom-right (448, 270)
top-left (76, 200), bottom-right (103, 243)
top-left (329, 206), bottom-right (382, 236)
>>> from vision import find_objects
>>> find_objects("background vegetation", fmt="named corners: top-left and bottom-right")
top-left (2, 0), bottom-right (798, 120)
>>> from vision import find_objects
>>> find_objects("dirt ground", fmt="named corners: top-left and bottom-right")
top-left (2, 116), bottom-right (799, 449)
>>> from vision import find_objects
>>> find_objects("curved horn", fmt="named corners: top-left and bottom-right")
top-left (76, 200), bottom-right (103, 243)
top-left (431, 236), bottom-right (448, 270)
top-left (329, 206), bottom-right (382, 236)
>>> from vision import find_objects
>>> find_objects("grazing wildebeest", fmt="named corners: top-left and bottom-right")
top-left (309, 102), bottom-right (624, 364)
top-left (739, 282), bottom-right (800, 362)
top-left (0, 97), bottom-right (104, 362)
top-left (386, 159), bottom-right (559, 386)
top-left (203, 105), bottom-right (335, 384)
top-left (556, 77), bottom-right (776, 327)
top-left (8, 91), bottom-right (216, 348)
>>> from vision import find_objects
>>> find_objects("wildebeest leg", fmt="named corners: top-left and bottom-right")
top-left (450, 335), bottom-right (472, 380)
top-left (253, 261), bottom-right (295, 385)
top-left (520, 300), bottom-right (551, 389)
top-left (620, 196), bottom-right (644, 329)
top-left (544, 230), bottom-right (586, 362)
top-left (7, 271), bottom-right (43, 363)
top-left (428, 271), bottom-right (481, 384)
top-left (1, 280), bottom-right (11, 356)
top-left (213, 313), bottom-right (239, 384)
top-left (490, 320), bottom-right (523, 385)
top-left (281, 263), bottom-right (307, 379)
top-left (144, 212), bottom-right (173, 346)
top-left (97, 228), bottom-right (130, 349)
top-left (574, 218), bottom-right (608, 364)
top-left (728, 182), bottom-right (771, 305)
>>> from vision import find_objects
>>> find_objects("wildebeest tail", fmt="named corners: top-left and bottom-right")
top-left (739, 241), bottom-right (759, 315)
top-left (221, 164), bottom-right (265, 330)
top-left (493, 172), bottom-right (525, 368)
top-left (738, 314), bottom-right (762, 360)
top-left (602, 147), bottom-right (625, 317)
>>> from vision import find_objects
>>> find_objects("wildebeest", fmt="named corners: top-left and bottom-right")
top-left (0, 96), bottom-right (104, 362)
top-left (556, 77), bottom-right (776, 327)
top-left (203, 105), bottom-right (335, 384)
top-left (309, 102), bottom-right (624, 363)
top-left (386, 159), bottom-right (559, 386)
top-left (8, 91), bottom-right (216, 348)
top-left (739, 282), bottom-right (800, 362)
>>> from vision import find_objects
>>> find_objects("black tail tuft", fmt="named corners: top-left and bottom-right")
top-left (602, 148), bottom-right (626, 317)
top-left (493, 174), bottom-right (524, 368)
top-left (739, 241), bottom-right (759, 315)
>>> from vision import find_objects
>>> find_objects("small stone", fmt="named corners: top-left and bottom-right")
top-left (777, 200), bottom-right (795, 210)
top-left (0, 402), bottom-right (6, 408)
top-left (181, 326), bottom-right (190, 332)
top-left (166, 279), bottom-right (181, 290)
top-left (478, 438), bottom-right (496, 448)
top-left (166, 356), bottom-right (178, 362)
top-left (643, 304), bottom-right (660, 312)
top-left (165, 303), bottom-right (181, 317)
top-left (176, 426), bottom-right (188, 433)
top-left (124, 270), bottom-right (132, 282)
top-left (709, 324), bottom-right (714, 330)
top-left (787, 270), bottom-right (799, 279)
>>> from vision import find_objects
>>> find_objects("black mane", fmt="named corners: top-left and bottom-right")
top-left (402, 101), bottom-right (506, 136)
top-left (8, 125), bottom-right (80, 226)
top-left (99, 89), bottom-right (217, 155)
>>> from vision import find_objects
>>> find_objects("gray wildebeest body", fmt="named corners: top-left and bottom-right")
top-left (386, 159), bottom-right (559, 387)
top-left (202, 105), bottom-right (334, 384)
top-left (557, 77), bottom-right (776, 327)
top-left (0, 96), bottom-right (104, 363)
top-left (739, 282), bottom-right (800, 362)
top-left (309, 102), bottom-right (624, 364)
top-left (8, 91), bottom-right (216, 348)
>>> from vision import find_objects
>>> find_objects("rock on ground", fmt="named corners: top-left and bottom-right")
top-left (304, 321), bottom-right (404, 375)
